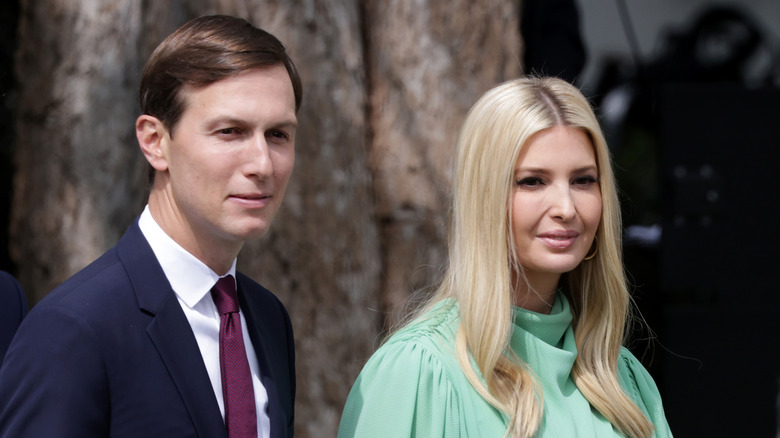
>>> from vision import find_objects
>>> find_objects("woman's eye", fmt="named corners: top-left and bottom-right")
top-left (573, 175), bottom-right (599, 185)
top-left (516, 177), bottom-right (543, 187)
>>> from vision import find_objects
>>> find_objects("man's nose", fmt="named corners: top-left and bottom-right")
top-left (245, 135), bottom-right (273, 178)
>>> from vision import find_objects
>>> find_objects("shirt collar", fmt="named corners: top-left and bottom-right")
top-left (138, 205), bottom-right (237, 309)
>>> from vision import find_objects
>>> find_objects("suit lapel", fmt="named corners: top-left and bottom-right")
top-left (116, 221), bottom-right (227, 438)
top-left (146, 295), bottom-right (227, 438)
top-left (238, 279), bottom-right (287, 438)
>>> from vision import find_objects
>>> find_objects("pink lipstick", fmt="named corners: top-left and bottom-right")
top-left (538, 230), bottom-right (579, 249)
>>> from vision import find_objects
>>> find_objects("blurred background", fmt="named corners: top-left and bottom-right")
top-left (0, 0), bottom-right (778, 436)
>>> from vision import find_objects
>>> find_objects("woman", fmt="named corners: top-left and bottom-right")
top-left (338, 77), bottom-right (671, 437)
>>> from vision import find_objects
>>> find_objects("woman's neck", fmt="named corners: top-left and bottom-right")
top-left (512, 271), bottom-right (560, 314)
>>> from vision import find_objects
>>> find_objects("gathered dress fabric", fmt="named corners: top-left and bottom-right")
top-left (338, 292), bottom-right (672, 437)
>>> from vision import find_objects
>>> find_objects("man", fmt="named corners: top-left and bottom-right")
top-left (0, 15), bottom-right (301, 438)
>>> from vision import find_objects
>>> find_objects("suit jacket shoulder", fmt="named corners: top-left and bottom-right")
top-left (0, 220), bottom-right (226, 438)
top-left (0, 271), bottom-right (26, 365)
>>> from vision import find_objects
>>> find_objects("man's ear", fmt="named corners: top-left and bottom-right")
top-left (136, 115), bottom-right (169, 172)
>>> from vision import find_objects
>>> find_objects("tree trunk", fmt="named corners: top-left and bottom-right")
top-left (364, 0), bottom-right (522, 325)
top-left (11, 0), bottom-right (148, 303)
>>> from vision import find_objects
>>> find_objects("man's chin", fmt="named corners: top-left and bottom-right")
top-left (232, 223), bottom-right (272, 241)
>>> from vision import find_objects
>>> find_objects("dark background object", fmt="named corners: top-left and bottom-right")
top-left (593, 5), bottom-right (780, 436)
top-left (521, 0), bottom-right (587, 84)
top-left (0, 0), bottom-right (19, 275)
top-left (657, 84), bottom-right (780, 437)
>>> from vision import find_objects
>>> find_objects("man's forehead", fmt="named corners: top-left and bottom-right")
top-left (178, 66), bottom-right (296, 114)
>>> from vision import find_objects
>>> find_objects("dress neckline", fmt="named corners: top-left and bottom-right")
top-left (512, 292), bottom-right (573, 348)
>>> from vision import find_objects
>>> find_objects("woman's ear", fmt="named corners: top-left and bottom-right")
top-left (136, 115), bottom-right (169, 172)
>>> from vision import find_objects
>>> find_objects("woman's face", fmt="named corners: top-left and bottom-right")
top-left (510, 126), bottom-right (602, 290)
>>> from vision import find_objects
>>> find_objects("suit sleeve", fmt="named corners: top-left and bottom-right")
top-left (0, 305), bottom-right (110, 438)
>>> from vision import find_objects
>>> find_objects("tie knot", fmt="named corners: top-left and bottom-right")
top-left (211, 275), bottom-right (239, 315)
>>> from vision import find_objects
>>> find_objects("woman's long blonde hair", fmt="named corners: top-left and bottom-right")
top-left (415, 77), bottom-right (653, 437)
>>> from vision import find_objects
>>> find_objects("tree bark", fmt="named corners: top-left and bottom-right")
top-left (364, 0), bottom-right (522, 325)
top-left (11, 0), bottom-right (148, 303)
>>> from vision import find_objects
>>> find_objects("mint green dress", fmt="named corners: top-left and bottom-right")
top-left (338, 293), bottom-right (672, 437)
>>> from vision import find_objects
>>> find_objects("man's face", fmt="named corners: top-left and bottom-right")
top-left (154, 65), bottom-right (297, 259)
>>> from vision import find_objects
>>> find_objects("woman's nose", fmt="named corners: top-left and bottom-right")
top-left (549, 186), bottom-right (576, 221)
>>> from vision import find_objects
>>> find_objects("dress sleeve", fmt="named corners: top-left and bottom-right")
top-left (617, 348), bottom-right (674, 437)
top-left (338, 337), bottom-right (462, 438)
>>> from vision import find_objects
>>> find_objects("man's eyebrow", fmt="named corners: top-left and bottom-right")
top-left (202, 116), bottom-right (298, 130)
top-left (202, 116), bottom-right (245, 129)
top-left (271, 119), bottom-right (298, 129)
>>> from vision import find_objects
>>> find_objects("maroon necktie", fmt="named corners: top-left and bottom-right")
top-left (211, 275), bottom-right (258, 438)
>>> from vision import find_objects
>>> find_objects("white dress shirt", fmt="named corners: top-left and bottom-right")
top-left (138, 206), bottom-right (270, 437)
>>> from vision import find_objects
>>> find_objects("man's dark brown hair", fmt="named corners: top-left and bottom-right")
top-left (139, 15), bottom-right (303, 138)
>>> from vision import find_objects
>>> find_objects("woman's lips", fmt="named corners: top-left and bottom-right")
top-left (538, 230), bottom-right (579, 249)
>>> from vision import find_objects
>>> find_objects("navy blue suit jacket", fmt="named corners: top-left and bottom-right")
top-left (0, 271), bottom-right (27, 365)
top-left (0, 220), bottom-right (295, 437)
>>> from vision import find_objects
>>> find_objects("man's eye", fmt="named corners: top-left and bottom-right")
top-left (217, 128), bottom-right (240, 136)
top-left (268, 130), bottom-right (289, 140)
top-left (516, 177), bottom-right (543, 187)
